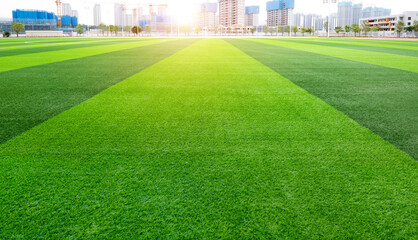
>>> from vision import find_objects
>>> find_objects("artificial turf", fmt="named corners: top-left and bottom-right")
top-left (0, 39), bottom-right (196, 144)
top-left (0, 39), bottom-right (172, 72)
top-left (229, 38), bottom-right (418, 160)
top-left (0, 38), bottom-right (416, 239)
top-left (0, 39), bottom-right (143, 57)
top-left (247, 38), bottom-right (418, 73)
top-left (277, 39), bottom-right (418, 57)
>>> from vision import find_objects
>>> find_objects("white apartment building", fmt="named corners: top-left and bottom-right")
top-left (93, 4), bottom-right (101, 26)
top-left (219, 0), bottom-right (245, 27)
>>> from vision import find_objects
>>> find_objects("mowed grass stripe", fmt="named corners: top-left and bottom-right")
top-left (0, 39), bottom-right (196, 144)
top-left (229, 39), bottom-right (418, 159)
top-left (248, 39), bottom-right (418, 73)
top-left (279, 39), bottom-right (418, 57)
top-left (328, 38), bottom-right (418, 46)
top-left (1, 39), bottom-right (416, 239)
top-left (0, 39), bottom-right (171, 72)
top-left (0, 38), bottom-right (103, 47)
top-left (317, 39), bottom-right (418, 50)
top-left (0, 38), bottom-right (134, 51)
top-left (0, 39), bottom-right (143, 57)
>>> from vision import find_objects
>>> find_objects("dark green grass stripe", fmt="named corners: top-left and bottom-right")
top-left (228, 39), bottom-right (418, 159)
top-left (275, 39), bottom-right (418, 57)
top-left (0, 39), bottom-right (143, 57)
top-left (0, 39), bottom-right (196, 144)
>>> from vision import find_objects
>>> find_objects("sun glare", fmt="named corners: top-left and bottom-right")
top-left (170, 3), bottom-right (196, 25)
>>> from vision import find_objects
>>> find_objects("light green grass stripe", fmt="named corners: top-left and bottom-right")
top-left (328, 38), bottom-right (418, 45)
top-left (292, 38), bottom-right (418, 51)
top-left (1, 39), bottom-right (415, 238)
top-left (0, 39), bottom-right (126, 51)
top-left (0, 39), bottom-right (172, 72)
top-left (248, 39), bottom-right (418, 73)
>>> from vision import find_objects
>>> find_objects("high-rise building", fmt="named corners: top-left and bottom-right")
top-left (266, 0), bottom-right (294, 26)
top-left (93, 4), bottom-right (101, 26)
top-left (125, 14), bottom-right (133, 26)
top-left (62, 3), bottom-right (72, 16)
top-left (245, 6), bottom-right (259, 27)
top-left (337, 1), bottom-right (352, 27)
top-left (71, 10), bottom-right (78, 18)
top-left (114, 3), bottom-right (125, 26)
top-left (219, 0), bottom-right (245, 27)
top-left (362, 7), bottom-right (391, 20)
top-left (303, 14), bottom-right (313, 28)
top-left (199, 3), bottom-right (218, 29)
top-left (293, 12), bottom-right (302, 27)
top-left (352, 4), bottom-right (362, 25)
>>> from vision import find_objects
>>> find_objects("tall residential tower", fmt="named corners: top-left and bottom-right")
top-left (199, 2), bottom-right (218, 29)
top-left (266, 0), bottom-right (294, 26)
top-left (245, 6), bottom-right (259, 27)
top-left (93, 4), bottom-right (101, 26)
top-left (219, 0), bottom-right (245, 27)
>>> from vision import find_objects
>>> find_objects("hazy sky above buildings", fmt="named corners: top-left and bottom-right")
top-left (1, 0), bottom-right (416, 25)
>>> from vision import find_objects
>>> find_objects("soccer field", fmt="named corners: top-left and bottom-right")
top-left (0, 38), bottom-right (417, 238)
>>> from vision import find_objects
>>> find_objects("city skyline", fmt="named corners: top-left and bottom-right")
top-left (1, 0), bottom-right (417, 25)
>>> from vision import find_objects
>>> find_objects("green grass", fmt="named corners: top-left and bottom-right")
top-left (247, 38), bottom-right (418, 73)
top-left (0, 39), bottom-right (143, 57)
top-left (229, 38), bottom-right (418, 160)
top-left (0, 39), bottom-right (195, 144)
top-left (0, 39), bottom-right (172, 72)
top-left (0, 38), bottom-right (417, 239)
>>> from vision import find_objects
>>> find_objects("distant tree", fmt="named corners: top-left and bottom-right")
top-left (195, 27), bottom-right (201, 35)
top-left (251, 27), bottom-right (255, 35)
top-left (145, 25), bottom-right (151, 35)
top-left (263, 25), bottom-right (268, 35)
top-left (361, 21), bottom-right (370, 36)
top-left (75, 25), bottom-right (84, 35)
top-left (113, 25), bottom-right (120, 35)
top-left (3, 31), bottom-right (10, 37)
top-left (306, 28), bottom-right (313, 36)
top-left (269, 26), bottom-right (274, 36)
top-left (124, 25), bottom-right (132, 35)
top-left (414, 20), bottom-right (418, 32)
top-left (335, 26), bottom-right (343, 36)
top-left (285, 25), bottom-right (290, 36)
top-left (109, 25), bottom-right (114, 35)
top-left (344, 25), bottom-right (351, 35)
top-left (243, 27), bottom-right (248, 35)
top-left (405, 26), bottom-right (414, 34)
top-left (371, 25), bottom-right (379, 33)
top-left (292, 26), bottom-right (298, 36)
top-left (165, 25), bottom-right (171, 35)
top-left (137, 26), bottom-right (142, 35)
top-left (11, 22), bottom-right (25, 38)
top-left (324, 21), bottom-right (329, 33)
top-left (98, 23), bottom-right (106, 36)
top-left (351, 24), bottom-right (360, 37)
top-left (395, 20), bottom-right (405, 38)
top-left (278, 26), bottom-right (284, 36)
top-left (131, 25), bottom-right (139, 35)
top-left (301, 27), bottom-right (306, 36)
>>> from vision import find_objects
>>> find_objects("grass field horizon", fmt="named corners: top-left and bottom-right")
top-left (0, 37), bottom-right (417, 238)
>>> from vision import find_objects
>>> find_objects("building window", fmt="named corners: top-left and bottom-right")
top-left (408, 17), bottom-right (411, 20)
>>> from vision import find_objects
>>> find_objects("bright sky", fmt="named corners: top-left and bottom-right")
top-left (1, 0), bottom-right (416, 25)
